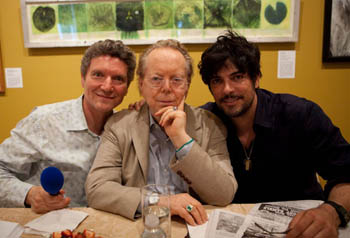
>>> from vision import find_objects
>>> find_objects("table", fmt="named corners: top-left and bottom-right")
top-left (0, 204), bottom-right (255, 238)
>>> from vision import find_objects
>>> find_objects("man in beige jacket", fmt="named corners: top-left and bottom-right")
top-left (86, 39), bottom-right (237, 225)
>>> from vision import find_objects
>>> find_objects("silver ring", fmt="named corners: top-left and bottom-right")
top-left (173, 106), bottom-right (177, 111)
top-left (186, 204), bottom-right (194, 213)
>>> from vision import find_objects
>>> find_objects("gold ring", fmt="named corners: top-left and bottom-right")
top-left (186, 204), bottom-right (194, 212)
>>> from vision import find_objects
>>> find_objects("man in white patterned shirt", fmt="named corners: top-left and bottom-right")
top-left (0, 39), bottom-right (136, 213)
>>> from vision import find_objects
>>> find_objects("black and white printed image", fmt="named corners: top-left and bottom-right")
top-left (323, 0), bottom-right (350, 61)
top-left (242, 221), bottom-right (286, 238)
top-left (330, 0), bottom-right (350, 57)
top-left (215, 211), bottom-right (245, 235)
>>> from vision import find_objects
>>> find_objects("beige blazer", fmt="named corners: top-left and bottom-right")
top-left (85, 104), bottom-right (237, 220)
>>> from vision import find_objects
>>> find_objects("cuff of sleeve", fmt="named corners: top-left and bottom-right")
top-left (175, 140), bottom-right (194, 160)
top-left (22, 183), bottom-right (34, 208)
top-left (7, 180), bottom-right (33, 208)
top-left (0, 179), bottom-right (33, 207)
top-left (134, 202), bottom-right (142, 219)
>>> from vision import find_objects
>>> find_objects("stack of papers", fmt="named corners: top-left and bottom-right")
top-left (24, 209), bottom-right (88, 237)
top-left (0, 220), bottom-right (24, 238)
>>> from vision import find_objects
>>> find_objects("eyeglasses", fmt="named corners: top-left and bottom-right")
top-left (146, 77), bottom-right (188, 89)
top-left (254, 222), bottom-right (291, 236)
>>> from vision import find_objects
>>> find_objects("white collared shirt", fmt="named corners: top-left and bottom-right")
top-left (0, 96), bottom-right (100, 207)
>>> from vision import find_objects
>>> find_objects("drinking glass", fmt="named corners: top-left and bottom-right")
top-left (141, 184), bottom-right (171, 238)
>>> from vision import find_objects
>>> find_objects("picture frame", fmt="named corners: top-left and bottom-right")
top-left (21, 0), bottom-right (301, 48)
top-left (322, 0), bottom-right (350, 62)
top-left (0, 41), bottom-right (5, 94)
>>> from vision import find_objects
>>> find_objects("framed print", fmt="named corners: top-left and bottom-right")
top-left (21, 0), bottom-right (301, 48)
top-left (323, 0), bottom-right (350, 62)
top-left (0, 42), bottom-right (5, 94)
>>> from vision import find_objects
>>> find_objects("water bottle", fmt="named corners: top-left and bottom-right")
top-left (141, 214), bottom-right (166, 238)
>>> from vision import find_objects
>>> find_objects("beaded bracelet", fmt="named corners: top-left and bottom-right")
top-left (176, 138), bottom-right (194, 152)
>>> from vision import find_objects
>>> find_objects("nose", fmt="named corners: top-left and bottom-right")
top-left (160, 78), bottom-right (172, 92)
top-left (100, 77), bottom-right (114, 92)
top-left (222, 79), bottom-right (234, 94)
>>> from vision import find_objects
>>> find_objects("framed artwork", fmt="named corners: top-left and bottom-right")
top-left (323, 0), bottom-right (350, 62)
top-left (0, 42), bottom-right (5, 94)
top-left (21, 0), bottom-right (301, 48)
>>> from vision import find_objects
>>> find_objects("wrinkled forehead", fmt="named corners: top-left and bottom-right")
top-left (145, 48), bottom-right (187, 73)
top-left (147, 47), bottom-right (185, 64)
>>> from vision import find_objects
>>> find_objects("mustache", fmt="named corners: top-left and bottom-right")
top-left (219, 93), bottom-right (242, 103)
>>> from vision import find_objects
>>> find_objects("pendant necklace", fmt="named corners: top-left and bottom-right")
top-left (242, 140), bottom-right (255, 171)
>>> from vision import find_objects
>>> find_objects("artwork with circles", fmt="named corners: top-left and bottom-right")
top-left (21, 0), bottom-right (300, 48)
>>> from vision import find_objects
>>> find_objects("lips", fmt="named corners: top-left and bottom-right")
top-left (220, 95), bottom-right (241, 104)
top-left (222, 98), bottom-right (237, 103)
top-left (157, 100), bottom-right (175, 106)
top-left (96, 93), bottom-right (115, 99)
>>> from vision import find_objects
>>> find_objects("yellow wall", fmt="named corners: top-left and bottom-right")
top-left (1, 0), bottom-right (349, 143)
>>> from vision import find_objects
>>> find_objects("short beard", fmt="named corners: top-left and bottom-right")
top-left (218, 94), bottom-right (254, 118)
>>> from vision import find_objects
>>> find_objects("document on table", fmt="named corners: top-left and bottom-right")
top-left (24, 209), bottom-right (88, 236)
top-left (0, 220), bottom-right (24, 238)
top-left (187, 220), bottom-right (208, 238)
top-left (188, 200), bottom-right (350, 238)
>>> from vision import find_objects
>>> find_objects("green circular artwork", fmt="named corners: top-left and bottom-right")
top-left (175, 3), bottom-right (202, 29)
top-left (32, 6), bottom-right (56, 32)
top-left (148, 4), bottom-right (171, 27)
top-left (265, 2), bottom-right (287, 25)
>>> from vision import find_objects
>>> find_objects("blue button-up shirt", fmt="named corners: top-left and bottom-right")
top-left (147, 114), bottom-right (191, 194)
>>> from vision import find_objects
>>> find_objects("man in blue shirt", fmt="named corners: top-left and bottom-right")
top-left (199, 30), bottom-right (350, 237)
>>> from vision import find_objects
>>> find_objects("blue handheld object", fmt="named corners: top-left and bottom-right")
top-left (40, 167), bottom-right (64, 195)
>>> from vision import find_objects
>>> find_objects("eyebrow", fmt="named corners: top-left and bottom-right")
top-left (212, 70), bottom-right (243, 78)
top-left (113, 75), bottom-right (127, 79)
top-left (91, 69), bottom-right (102, 73)
top-left (230, 70), bottom-right (244, 76)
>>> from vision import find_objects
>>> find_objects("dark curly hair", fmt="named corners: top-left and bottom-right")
top-left (198, 30), bottom-right (262, 87)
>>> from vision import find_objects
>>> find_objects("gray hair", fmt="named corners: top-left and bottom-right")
top-left (136, 39), bottom-right (193, 84)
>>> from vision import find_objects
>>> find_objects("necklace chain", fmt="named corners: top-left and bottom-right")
top-left (242, 140), bottom-right (254, 171)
